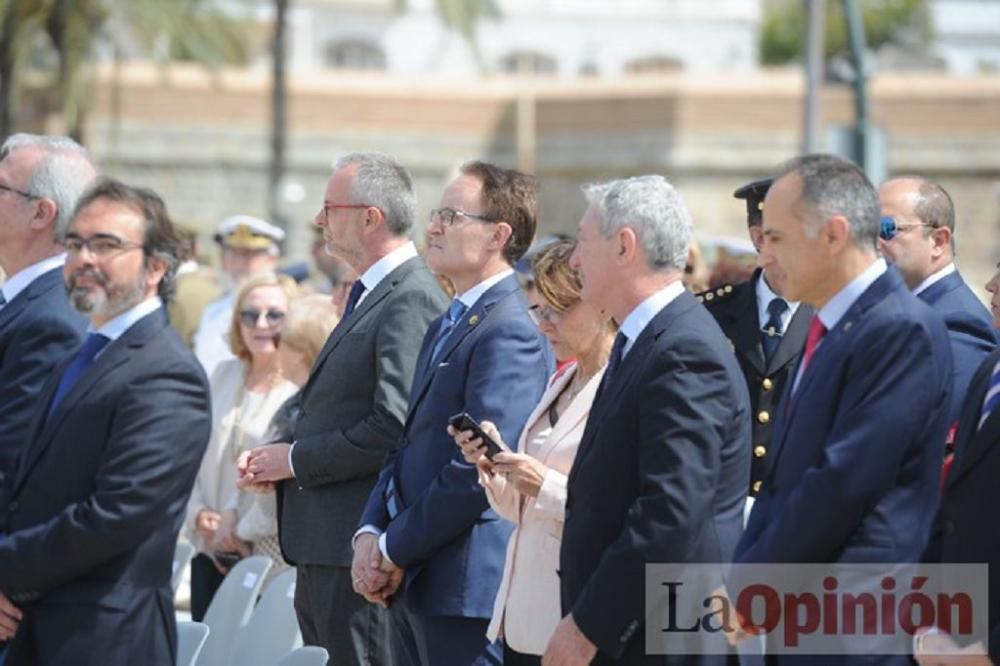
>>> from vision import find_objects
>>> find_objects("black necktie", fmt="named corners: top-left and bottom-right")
top-left (761, 298), bottom-right (788, 360)
top-left (343, 280), bottom-right (366, 318)
top-left (595, 332), bottom-right (628, 401)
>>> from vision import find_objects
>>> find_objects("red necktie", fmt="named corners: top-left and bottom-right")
top-left (800, 315), bottom-right (827, 374)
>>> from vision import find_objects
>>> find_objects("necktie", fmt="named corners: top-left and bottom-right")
top-left (761, 298), bottom-right (788, 360)
top-left (48, 333), bottom-right (111, 416)
top-left (799, 315), bottom-right (827, 375)
top-left (978, 360), bottom-right (1000, 430)
top-left (595, 331), bottom-right (628, 401)
top-left (429, 299), bottom-right (468, 366)
top-left (0, 291), bottom-right (6, 307)
top-left (343, 280), bottom-right (367, 318)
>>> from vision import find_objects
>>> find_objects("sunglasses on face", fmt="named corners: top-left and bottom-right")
top-left (238, 309), bottom-right (286, 327)
top-left (879, 215), bottom-right (933, 241)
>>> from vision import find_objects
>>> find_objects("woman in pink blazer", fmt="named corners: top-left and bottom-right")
top-left (451, 240), bottom-right (615, 665)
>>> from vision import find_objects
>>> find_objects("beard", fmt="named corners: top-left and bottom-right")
top-left (66, 266), bottom-right (148, 321)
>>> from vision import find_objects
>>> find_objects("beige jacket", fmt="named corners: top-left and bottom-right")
top-left (480, 362), bottom-right (605, 655)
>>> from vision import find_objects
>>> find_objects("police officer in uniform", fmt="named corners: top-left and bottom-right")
top-left (699, 177), bottom-right (813, 505)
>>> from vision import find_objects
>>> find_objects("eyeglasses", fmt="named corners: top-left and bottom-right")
top-left (429, 207), bottom-right (499, 228)
top-left (528, 303), bottom-right (564, 326)
top-left (238, 308), bottom-right (286, 327)
top-left (319, 202), bottom-right (376, 221)
top-left (879, 216), bottom-right (933, 241)
top-left (64, 233), bottom-right (144, 259)
top-left (0, 183), bottom-right (38, 201)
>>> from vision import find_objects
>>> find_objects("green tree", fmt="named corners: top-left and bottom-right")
top-left (761, 0), bottom-right (931, 65)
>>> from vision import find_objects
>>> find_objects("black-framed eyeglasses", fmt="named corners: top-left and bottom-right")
top-left (0, 182), bottom-right (38, 201)
top-left (64, 233), bottom-right (144, 259)
top-left (238, 308), bottom-right (286, 327)
top-left (879, 216), bottom-right (933, 242)
top-left (429, 207), bottom-right (499, 227)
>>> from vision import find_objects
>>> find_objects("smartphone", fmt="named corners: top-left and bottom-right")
top-left (214, 550), bottom-right (242, 570)
top-left (448, 412), bottom-right (502, 461)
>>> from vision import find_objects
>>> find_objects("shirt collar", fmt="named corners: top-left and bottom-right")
top-left (817, 257), bottom-right (887, 331)
top-left (0, 254), bottom-right (66, 306)
top-left (755, 271), bottom-right (800, 334)
top-left (91, 296), bottom-right (163, 342)
top-left (912, 262), bottom-right (956, 296)
top-left (358, 242), bottom-right (418, 296)
top-left (456, 268), bottom-right (514, 310)
top-left (618, 280), bottom-right (686, 357)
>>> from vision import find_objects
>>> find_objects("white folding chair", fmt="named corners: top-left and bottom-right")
top-left (172, 540), bottom-right (195, 594)
top-left (197, 555), bottom-right (272, 666)
top-left (176, 621), bottom-right (209, 666)
top-left (278, 646), bottom-right (329, 666)
top-left (228, 568), bottom-right (302, 666)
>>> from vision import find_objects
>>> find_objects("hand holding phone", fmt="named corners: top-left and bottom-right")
top-left (448, 412), bottom-right (503, 461)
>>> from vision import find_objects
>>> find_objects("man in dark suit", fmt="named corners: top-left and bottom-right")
top-left (878, 176), bottom-right (997, 430)
top-left (239, 153), bottom-right (448, 665)
top-left (732, 155), bottom-right (952, 662)
top-left (916, 264), bottom-right (1000, 666)
top-left (542, 175), bottom-right (750, 665)
top-left (354, 161), bottom-right (552, 666)
top-left (0, 179), bottom-right (211, 664)
top-left (0, 134), bottom-right (94, 498)
top-left (701, 177), bottom-right (813, 500)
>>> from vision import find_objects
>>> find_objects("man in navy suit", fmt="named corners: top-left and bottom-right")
top-left (354, 161), bottom-right (553, 665)
top-left (0, 134), bottom-right (94, 498)
top-left (879, 176), bottom-right (997, 429)
top-left (916, 263), bottom-right (1000, 666)
top-left (0, 180), bottom-right (211, 664)
top-left (732, 155), bottom-right (952, 663)
top-left (544, 175), bottom-right (751, 665)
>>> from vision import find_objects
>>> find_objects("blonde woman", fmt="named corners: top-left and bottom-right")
top-left (185, 273), bottom-right (299, 620)
top-left (450, 240), bottom-right (614, 664)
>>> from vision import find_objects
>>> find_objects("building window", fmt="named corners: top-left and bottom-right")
top-left (324, 40), bottom-right (386, 70)
top-left (498, 51), bottom-right (557, 75)
top-left (624, 55), bottom-right (684, 75)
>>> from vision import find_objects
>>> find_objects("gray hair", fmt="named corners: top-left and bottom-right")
top-left (0, 133), bottom-right (98, 241)
top-left (782, 154), bottom-right (880, 249)
top-left (582, 174), bottom-right (692, 271)
top-left (334, 152), bottom-right (416, 236)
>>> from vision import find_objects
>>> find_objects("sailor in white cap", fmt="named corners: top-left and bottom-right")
top-left (192, 215), bottom-right (284, 378)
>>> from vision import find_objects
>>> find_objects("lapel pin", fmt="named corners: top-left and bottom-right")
top-left (843, 321), bottom-right (853, 332)
top-left (468, 315), bottom-right (479, 326)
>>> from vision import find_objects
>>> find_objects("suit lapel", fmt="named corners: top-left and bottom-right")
top-left (948, 351), bottom-right (1000, 486)
top-left (726, 281), bottom-right (765, 375)
top-left (916, 270), bottom-right (961, 306)
top-left (0, 268), bottom-right (62, 332)
top-left (304, 257), bottom-right (419, 397)
top-left (766, 302), bottom-right (812, 375)
top-left (15, 308), bottom-right (168, 493)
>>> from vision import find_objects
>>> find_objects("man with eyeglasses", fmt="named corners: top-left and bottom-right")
top-left (0, 179), bottom-right (211, 664)
top-left (879, 177), bottom-right (997, 433)
top-left (192, 215), bottom-right (283, 379)
top-left (0, 134), bottom-right (93, 511)
top-left (237, 153), bottom-right (448, 666)
top-left (354, 161), bottom-right (553, 665)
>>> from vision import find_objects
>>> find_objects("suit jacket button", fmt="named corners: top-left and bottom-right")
top-left (762, 378), bottom-right (774, 391)
top-left (757, 411), bottom-right (770, 425)
top-left (752, 480), bottom-right (763, 494)
top-left (754, 445), bottom-right (767, 458)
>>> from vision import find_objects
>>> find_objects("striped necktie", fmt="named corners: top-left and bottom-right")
top-left (978, 360), bottom-right (1000, 430)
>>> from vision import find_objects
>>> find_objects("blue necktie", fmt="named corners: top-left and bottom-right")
top-left (0, 292), bottom-right (6, 307)
top-left (761, 298), bottom-right (788, 360)
top-left (48, 333), bottom-right (110, 416)
top-left (978, 360), bottom-right (1000, 430)
top-left (595, 332), bottom-right (628, 400)
top-left (343, 280), bottom-right (367, 318)
top-left (429, 299), bottom-right (468, 367)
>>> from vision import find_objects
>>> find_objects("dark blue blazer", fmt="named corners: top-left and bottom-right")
top-left (737, 268), bottom-right (950, 566)
top-left (0, 267), bottom-right (85, 494)
top-left (926, 348), bottom-right (1000, 662)
top-left (917, 270), bottom-right (997, 427)
top-left (359, 274), bottom-right (553, 619)
top-left (0, 307), bottom-right (211, 666)
top-left (560, 289), bottom-right (751, 664)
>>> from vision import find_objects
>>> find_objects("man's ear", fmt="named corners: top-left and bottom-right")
top-left (29, 197), bottom-right (58, 232)
top-left (929, 226), bottom-right (952, 259)
top-left (617, 226), bottom-right (638, 265)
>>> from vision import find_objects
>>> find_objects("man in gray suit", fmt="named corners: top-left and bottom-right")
top-left (239, 153), bottom-right (448, 665)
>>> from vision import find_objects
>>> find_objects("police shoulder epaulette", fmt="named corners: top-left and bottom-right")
top-left (696, 283), bottom-right (735, 305)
